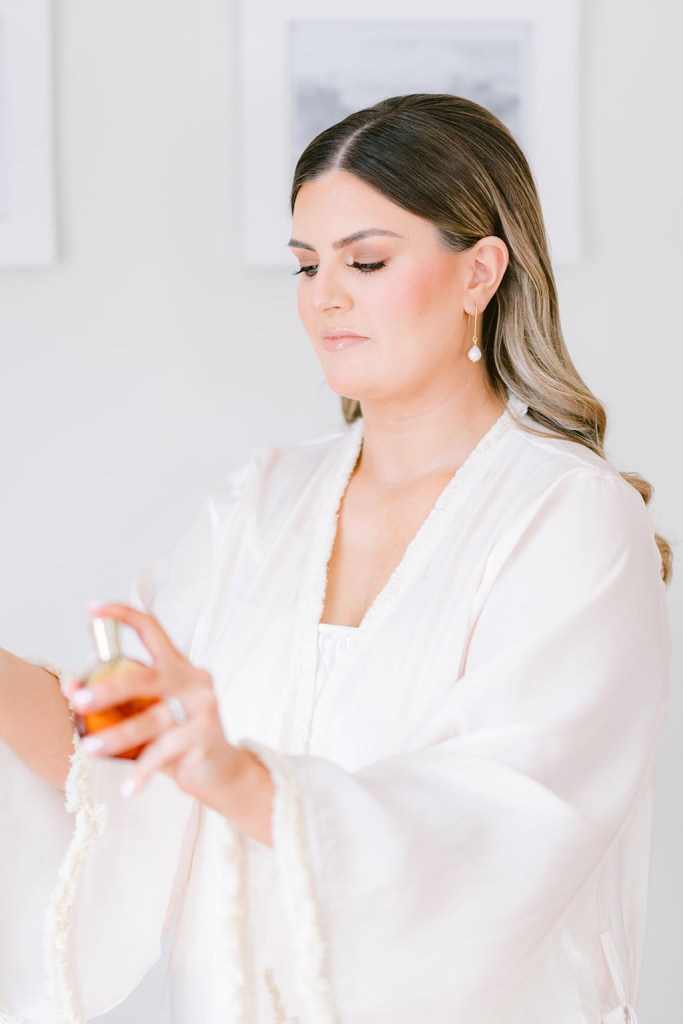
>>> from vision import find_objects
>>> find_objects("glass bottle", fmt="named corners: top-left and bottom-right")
top-left (73, 616), bottom-right (158, 760)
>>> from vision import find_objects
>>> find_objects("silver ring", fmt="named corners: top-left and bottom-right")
top-left (164, 696), bottom-right (188, 726)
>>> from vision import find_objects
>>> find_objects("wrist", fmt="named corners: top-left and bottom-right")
top-left (220, 748), bottom-right (275, 848)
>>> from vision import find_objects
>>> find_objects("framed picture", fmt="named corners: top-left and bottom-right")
top-left (0, 0), bottom-right (55, 267)
top-left (238, 0), bottom-right (579, 267)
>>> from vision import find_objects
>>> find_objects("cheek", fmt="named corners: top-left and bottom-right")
top-left (371, 261), bottom-right (458, 333)
top-left (296, 287), bottom-right (309, 327)
top-left (296, 287), bottom-right (321, 346)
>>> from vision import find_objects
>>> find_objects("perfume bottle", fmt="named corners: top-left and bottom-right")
top-left (74, 616), bottom-right (159, 760)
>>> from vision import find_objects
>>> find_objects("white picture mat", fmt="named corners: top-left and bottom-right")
top-left (0, 0), bottom-right (55, 267)
top-left (238, 0), bottom-right (579, 267)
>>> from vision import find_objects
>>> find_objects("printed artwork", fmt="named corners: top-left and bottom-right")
top-left (290, 20), bottom-right (533, 173)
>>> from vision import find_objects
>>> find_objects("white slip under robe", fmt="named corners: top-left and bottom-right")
top-left (0, 391), bottom-right (671, 1024)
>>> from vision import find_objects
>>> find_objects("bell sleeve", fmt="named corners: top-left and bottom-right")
top-left (61, 461), bottom-right (259, 1022)
top-left (241, 470), bottom-right (671, 1024)
top-left (0, 459), bottom-right (256, 1024)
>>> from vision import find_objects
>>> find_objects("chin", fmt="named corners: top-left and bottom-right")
top-left (324, 377), bottom-right (367, 403)
top-left (320, 366), bottom-right (358, 392)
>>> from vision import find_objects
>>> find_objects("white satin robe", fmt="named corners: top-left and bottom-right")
top-left (0, 392), bottom-right (670, 1024)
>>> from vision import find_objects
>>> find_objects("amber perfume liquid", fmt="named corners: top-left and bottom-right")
top-left (74, 617), bottom-right (159, 760)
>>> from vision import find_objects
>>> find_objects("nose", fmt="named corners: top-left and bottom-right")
top-left (309, 264), bottom-right (352, 313)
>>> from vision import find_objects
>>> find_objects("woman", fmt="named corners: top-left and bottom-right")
top-left (0, 94), bottom-right (671, 1023)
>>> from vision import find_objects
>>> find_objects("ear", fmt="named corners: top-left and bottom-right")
top-left (463, 236), bottom-right (509, 314)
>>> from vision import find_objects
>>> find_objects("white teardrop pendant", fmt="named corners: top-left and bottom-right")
top-left (467, 305), bottom-right (481, 362)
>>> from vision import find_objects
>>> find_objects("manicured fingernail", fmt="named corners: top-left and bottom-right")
top-left (87, 601), bottom-right (106, 614)
top-left (121, 778), bottom-right (137, 797)
top-left (82, 735), bottom-right (104, 752)
top-left (72, 688), bottom-right (94, 707)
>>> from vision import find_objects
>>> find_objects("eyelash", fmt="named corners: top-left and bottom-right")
top-left (292, 261), bottom-right (386, 278)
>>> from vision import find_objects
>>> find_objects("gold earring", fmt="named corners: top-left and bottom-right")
top-left (467, 305), bottom-right (482, 363)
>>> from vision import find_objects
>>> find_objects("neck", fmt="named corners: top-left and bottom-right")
top-left (353, 381), bottom-right (508, 487)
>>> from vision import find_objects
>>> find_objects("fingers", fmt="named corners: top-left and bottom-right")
top-left (79, 698), bottom-right (172, 757)
top-left (78, 679), bottom-right (214, 757)
top-left (88, 603), bottom-right (180, 666)
top-left (69, 662), bottom-right (159, 715)
top-left (121, 720), bottom-right (200, 796)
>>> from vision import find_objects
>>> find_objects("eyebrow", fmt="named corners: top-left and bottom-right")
top-left (287, 228), bottom-right (404, 252)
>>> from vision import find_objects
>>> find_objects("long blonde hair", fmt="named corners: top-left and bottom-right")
top-left (290, 94), bottom-right (672, 583)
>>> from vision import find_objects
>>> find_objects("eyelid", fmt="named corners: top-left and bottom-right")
top-left (350, 260), bottom-right (386, 271)
top-left (292, 260), bottom-right (386, 278)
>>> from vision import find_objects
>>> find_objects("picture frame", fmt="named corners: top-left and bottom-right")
top-left (238, 0), bottom-right (580, 268)
top-left (0, 0), bottom-right (55, 267)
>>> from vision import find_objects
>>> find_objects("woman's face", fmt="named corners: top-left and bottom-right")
top-left (289, 169), bottom-right (482, 412)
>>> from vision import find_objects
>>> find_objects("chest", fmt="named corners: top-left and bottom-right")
top-left (198, 427), bottom-right (518, 763)
top-left (321, 470), bottom-right (456, 628)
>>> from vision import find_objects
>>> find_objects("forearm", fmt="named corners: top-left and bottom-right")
top-left (0, 648), bottom-right (75, 790)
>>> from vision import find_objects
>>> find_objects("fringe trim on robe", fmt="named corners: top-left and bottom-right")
top-left (214, 815), bottom-right (250, 1024)
top-left (239, 740), bottom-right (338, 1024)
top-left (0, 1000), bottom-right (29, 1023)
top-left (44, 730), bottom-right (107, 1024)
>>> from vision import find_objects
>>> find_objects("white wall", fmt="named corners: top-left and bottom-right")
top-left (0, 1), bottom-right (680, 1019)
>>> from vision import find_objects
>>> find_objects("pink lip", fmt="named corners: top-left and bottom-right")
top-left (320, 329), bottom-right (369, 352)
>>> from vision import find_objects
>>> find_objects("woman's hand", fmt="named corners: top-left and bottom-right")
top-left (62, 603), bottom-right (274, 845)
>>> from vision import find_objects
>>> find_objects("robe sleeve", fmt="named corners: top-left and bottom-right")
top-left (64, 461), bottom-right (258, 1021)
top-left (0, 459), bottom-right (255, 1024)
top-left (241, 470), bottom-right (671, 1024)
